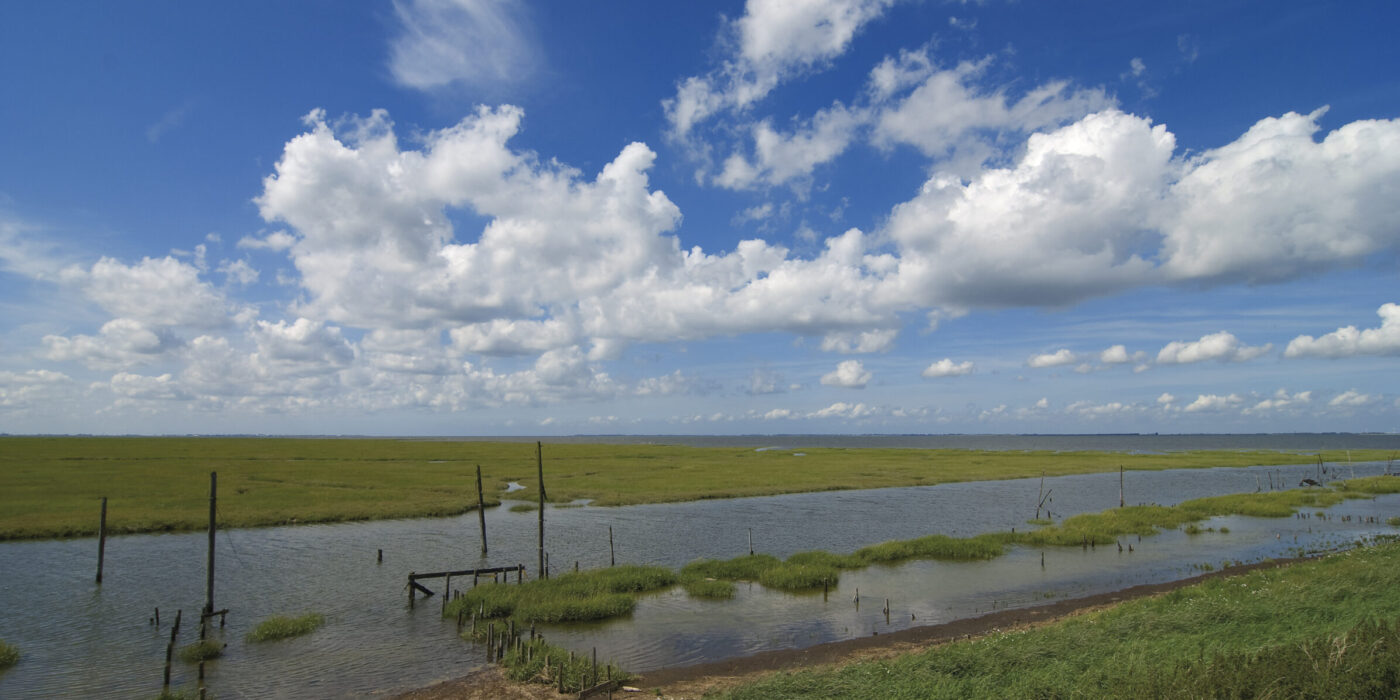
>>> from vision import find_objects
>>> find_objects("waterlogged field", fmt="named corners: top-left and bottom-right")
top-left (1, 436), bottom-right (1392, 540)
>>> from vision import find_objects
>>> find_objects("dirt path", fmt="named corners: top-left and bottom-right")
top-left (392, 556), bottom-right (1306, 700)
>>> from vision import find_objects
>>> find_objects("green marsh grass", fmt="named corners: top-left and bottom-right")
top-left (758, 563), bottom-right (841, 591)
top-left (246, 613), bottom-right (325, 642)
top-left (680, 554), bottom-right (780, 582)
top-left (445, 565), bottom-right (677, 624)
top-left (469, 631), bottom-right (630, 693)
top-left (854, 533), bottom-right (1006, 562)
top-left (1340, 475), bottom-right (1400, 494)
top-left (785, 550), bottom-right (865, 569)
top-left (714, 541), bottom-right (1400, 700)
top-left (0, 639), bottom-right (17, 670)
top-left (680, 576), bottom-right (736, 598)
top-left (5, 435), bottom-right (1388, 539)
top-left (177, 639), bottom-right (223, 663)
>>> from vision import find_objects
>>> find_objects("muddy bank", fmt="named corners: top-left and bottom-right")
top-left (393, 555), bottom-right (1308, 699)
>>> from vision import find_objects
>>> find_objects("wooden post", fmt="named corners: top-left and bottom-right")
top-left (537, 442), bottom-right (545, 580)
top-left (476, 464), bottom-right (488, 555)
top-left (163, 609), bottom-right (182, 689)
top-left (1037, 470), bottom-right (1045, 519)
top-left (96, 496), bottom-right (108, 584)
top-left (1119, 465), bottom-right (1124, 508)
top-left (377, 548), bottom-right (383, 564)
top-left (205, 472), bottom-right (216, 618)
top-left (748, 528), bottom-right (753, 556)
top-left (609, 525), bottom-right (615, 566)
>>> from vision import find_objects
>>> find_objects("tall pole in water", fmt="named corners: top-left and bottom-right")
top-left (96, 497), bottom-right (108, 584)
top-left (476, 465), bottom-right (488, 555)
top-left (537, 442), bottom-right (545, 579)
top-left (205, 471), bottom-right (216, 617)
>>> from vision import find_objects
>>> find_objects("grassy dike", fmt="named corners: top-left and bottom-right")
top-left (711, 538), bottom-right (1400, 700)
top-left (2, 435), bottom-right (1392, 540)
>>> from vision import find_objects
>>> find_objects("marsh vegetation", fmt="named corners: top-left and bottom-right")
top-left (4, 436), bottom-right (1390, 540)
top-left (245, 613), bottom-right (325, 643)
top-left (713, 539), bottom-right (1400, 699)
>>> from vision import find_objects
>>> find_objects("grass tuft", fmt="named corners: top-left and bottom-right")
top-left (446, 565), bottom-right (676, 624)
top-left (758, 563), bottom-right (840, 591)
top-left (785, 550), bottom-right (865, 569)
top-left (0, 639), bottom-right (17, 670)
top-left (681, 576), bottom-right (736, 599)
top-left (246, 613), bottom-right (325, 642)
top-left (855, 533), bottom-right (1005, 563)
top-left (493, 635), bottom-right (630, 693)
top-left (177, 639), bottom-right (223, 663)
top-left (680, 554), bottom-right (780, 581)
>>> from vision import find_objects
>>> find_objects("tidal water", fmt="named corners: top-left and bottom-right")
top-left (1, 448), bottom-right (1397, 698)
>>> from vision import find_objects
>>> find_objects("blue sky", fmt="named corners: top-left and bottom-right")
top-left (2, 0), bottom-right (1399, 436)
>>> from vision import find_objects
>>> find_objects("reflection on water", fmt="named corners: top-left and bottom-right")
top-left (0, 460), bottom-right (1397, 698)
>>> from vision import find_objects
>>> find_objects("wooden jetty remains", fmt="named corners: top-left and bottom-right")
top-left (407, 564), bottom-right (525, 602)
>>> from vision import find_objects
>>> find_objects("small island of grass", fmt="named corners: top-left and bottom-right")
top-left (246, 613), bottom-right (326, 642)
top-left (0, 639), bottom-right (18, 671)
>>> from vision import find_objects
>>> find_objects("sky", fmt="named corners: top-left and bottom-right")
top-left (1, 0), bottom-right (1399, 436)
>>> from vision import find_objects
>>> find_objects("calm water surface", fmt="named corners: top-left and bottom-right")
top-left (1, 454), bottom-right (1398, 698)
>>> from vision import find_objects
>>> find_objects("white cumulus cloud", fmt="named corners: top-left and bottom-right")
top-left (1183, 393), bottom-right (1244, 413)
top-left (821, 359), bottom-right (871, 388)
top-left (1028, 349), bottom-right (1077, 368)
top-left (1157, 331), bottom-right (1271, 364)
top-left (922, 358), bottom-right (974, 378)
top-left (1285, 303), bottom-right (1400, 358)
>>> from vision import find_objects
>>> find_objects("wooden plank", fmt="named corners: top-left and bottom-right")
top-left (577, 679), bottom-right (621, 700)
top-left (410, 566), bottom-right (521, 581)
top-left (409, 579), bottom-right (436, 597)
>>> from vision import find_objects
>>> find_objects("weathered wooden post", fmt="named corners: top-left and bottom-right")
top-left (205, 472), bottom-right (216, 619)
top-left (1036, 470), bottom-right (1046, 519)
top-left (476, 464), bottom-right (488, 555)
top-left (537, 442), bottom-right (546, 580)
top-left (609, 525), bottom-right (615, 566)
top-left (163, 609), bottom-right (182, 690)
top-left (748, 528), bottom-right (753, 555)
top-left (96, 496), bottom-right (108, 584)
top-left (1119, 465), bottom-right (1124, 508)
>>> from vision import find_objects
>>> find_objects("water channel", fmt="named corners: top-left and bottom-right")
top-left (1, 458), bottom-right (1397, 698)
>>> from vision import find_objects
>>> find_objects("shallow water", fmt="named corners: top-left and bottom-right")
top-left (0, 459), bottom-right (1396, 698)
